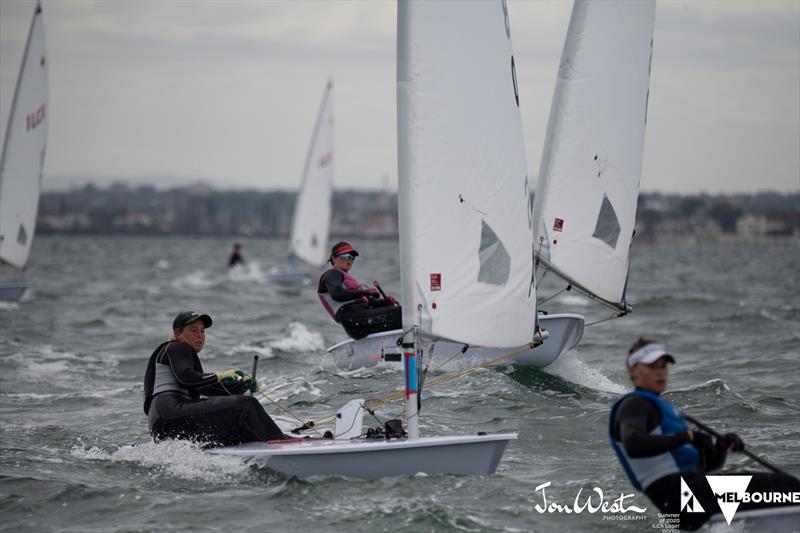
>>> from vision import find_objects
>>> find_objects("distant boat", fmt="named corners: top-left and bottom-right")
top-left (532, 0), bottom-right (656, 331)
top-left (0, 1), bottom-right (48, 303)
top-left (212, 1), bottom-right (527, 478)
top-left (267, 80), bottom-right (334, 285)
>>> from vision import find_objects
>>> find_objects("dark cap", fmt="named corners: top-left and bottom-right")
top-left (172, 311), bottom-right (212, 331)
top-left (331, 241), bottom-right (359, 257)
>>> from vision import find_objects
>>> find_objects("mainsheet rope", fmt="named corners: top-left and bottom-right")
top-left (270, 339), bottom-right (541, 434)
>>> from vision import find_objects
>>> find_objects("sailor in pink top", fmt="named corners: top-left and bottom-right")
top-left (317, 242), bottom-right (401, 339)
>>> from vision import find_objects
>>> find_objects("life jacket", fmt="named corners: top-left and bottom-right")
top-left (318, 267), bottom-right (367, 321)
top-left (609, 389), bottom-right (700, 491)
top-left (143, 341), bottom-right (191, 414)
top-left (153, 362), bottom-right (190, 396)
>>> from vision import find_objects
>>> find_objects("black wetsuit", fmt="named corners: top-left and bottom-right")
top-left (143, 341), bottom-right (284, 445)
top-left (228, 251), bottom-right (244, 267)
top-left (612, 394), bottom-right (800, 530)
top-left (318, 269), bottom-right (402, 339)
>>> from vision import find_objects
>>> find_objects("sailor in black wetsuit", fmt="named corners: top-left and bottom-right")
top-left (143, 311), bottom-right (286, 445)
top-left (228, 243), bottom-right (245, 268)
top-left (317, 241), bottom-right (401, 339)
top-left (610, 338), bottom-right (800, 530)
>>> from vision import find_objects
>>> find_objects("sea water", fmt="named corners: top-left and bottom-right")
top-left (1, 236), bottom-right (798, 532)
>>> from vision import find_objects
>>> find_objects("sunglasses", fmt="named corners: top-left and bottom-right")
top-left (336, 253), bottom-right (356, 260)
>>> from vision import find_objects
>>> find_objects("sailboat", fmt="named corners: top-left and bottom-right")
top-left (531, 0), bottom-right (655, 324)
top-left (0, 1), bottom-right (48, 303)
top-left (211, 0), bottom-right (533, 478)
top-left (325, 4), bottom-right (596, 372)
top-left (267, 80), bottom-right (334, 285)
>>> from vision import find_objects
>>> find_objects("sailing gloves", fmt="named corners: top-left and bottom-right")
top-left (216, 368), bottom-right (245, 385)
top-left (215, 368), bottom-right (259, 393)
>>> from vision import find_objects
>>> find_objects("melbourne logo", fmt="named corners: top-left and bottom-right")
top-left (680, 477), bottom-right (705, 513)
top-left (705, 475), bottom-right (752, 525)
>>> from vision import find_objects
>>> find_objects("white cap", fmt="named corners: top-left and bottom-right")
top-left (627, 343), bottom-right (675, 367)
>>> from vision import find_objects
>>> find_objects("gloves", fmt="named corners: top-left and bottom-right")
top-left (691, 431), bottom-right (714, 452)
top-left (367, 287), bottom-right (380, 297)
top-left (691, 430), bottom-right (727, 472)
top-left (386, 295), bottom-right (398, 305)
top-left (216, 368), bottom-right (245, 386)
top-left (242, 373), bottom-right (259, 393)
top-left (723, 432), bottom-right (745, 452)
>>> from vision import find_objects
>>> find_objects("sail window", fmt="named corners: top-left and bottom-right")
top-left (16, 224), bottom-right (28, 246)
top-left (478, 220), bottom-right (510, 286)
top-left (592, 195), bottom-right (620, 249)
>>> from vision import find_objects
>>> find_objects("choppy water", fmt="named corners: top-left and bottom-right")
top-left (1, 236), bottom-right (798, 532)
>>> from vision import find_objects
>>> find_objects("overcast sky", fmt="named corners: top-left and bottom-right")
top-left (1, 0), bottom-right (798, 194)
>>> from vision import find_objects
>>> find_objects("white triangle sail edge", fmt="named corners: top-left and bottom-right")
top-left (0, 2), bottom-right (48, 270)
top-left (397, 0), bottom-right (536, 348)
top-left (289, 80), bottom-right (334, 267)
top-left (532, 0), bottom-right (656, 308)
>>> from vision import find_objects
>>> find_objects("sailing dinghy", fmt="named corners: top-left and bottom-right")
top-left (531, 0), bottom-right (656, 324)
top-left (325, 1), bottom-right (587, 372)
top-left (267, 81), bottom-right (334, 285)
top-left (211, 1), bottom-right (538, 478)
top-left (0, 1), bottom-right (48, 303)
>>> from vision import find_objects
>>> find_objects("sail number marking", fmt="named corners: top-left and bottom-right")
top-left (26, 104), bottom-right (46, 131)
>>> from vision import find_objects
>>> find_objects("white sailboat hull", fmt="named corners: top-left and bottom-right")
top-left (326, 313), bottom-right (584, 371)
top-left (0, 280), bottom-right (29, 302)
top-left (210, 433), bottom-right (516, 479)
top-left (706, 505), bottom-right (800, 532)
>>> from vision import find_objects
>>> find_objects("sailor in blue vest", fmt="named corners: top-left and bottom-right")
top-left (610, 338), bottom-right (800, 530)
top-left (143, 311), bottom-right (286, 445)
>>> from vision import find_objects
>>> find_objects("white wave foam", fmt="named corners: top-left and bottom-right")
top-left (71, 439), bottom-right (249, 483)
top-left (172, 270), bottom-right (218, 290)
top-left (231, 342), bottom-right (275, 359)
top-left (155, 259), bottom-right (170, 270)
top-left (544, 351), bottom-right (626, 394)
top-left (0, 300), bottom-right (20, 310)
top-left (272, 322), bottom-right (324, 353)
top-left (228, 261), bottom-right (268, 283)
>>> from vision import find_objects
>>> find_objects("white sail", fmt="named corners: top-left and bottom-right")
top-left (289, 80), bottom-right (334, 267)
top-left (397, 0), bottom-right (536, 348)
top-left (532, 0), bottom-right (656, 309)
top-left (0, 1), bottom-right (48, 270)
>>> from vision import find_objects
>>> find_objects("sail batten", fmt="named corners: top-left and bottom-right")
top-left (0, 2), bottom-right (48, 270)
top-left (397, 1), bottom-right (536, 349)
top-left (532, 0), bottom-right (656, 307)
top-left (289, 80), bottom-right (334, 267)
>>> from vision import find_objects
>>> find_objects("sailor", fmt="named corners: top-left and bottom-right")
top-left (143, 311), bottom-right (286, 445)
top-left (228, 242), bottom-right (245, 268)
top-left (317, 241), bottom-right (401, 339)
top-left (609, 338), bottom-right (800, 530)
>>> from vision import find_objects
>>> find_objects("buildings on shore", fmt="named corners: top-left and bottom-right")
top-left (37, 182), bottom-right (799, 242)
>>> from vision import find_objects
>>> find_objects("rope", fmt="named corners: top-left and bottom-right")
top-left (585, 311), bottom-right (627, 327)
top-left (250, 339), bottom-right (541, 435)
top-left (537, 284), bottom-right (571, 306)
top-left (256, 389), bottom-right (325, 437)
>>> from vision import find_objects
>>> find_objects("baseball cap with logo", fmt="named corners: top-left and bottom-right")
top-left (172, 311), bottom-right (212, 331)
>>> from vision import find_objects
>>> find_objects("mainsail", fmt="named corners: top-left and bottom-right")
top-left (532, 0), bottom-right (656, 309)
top-left (397, 0), bottom-right (536, 349)
top-left (289, 80), bottom-right (334, 267)
top-left (0, 1), bottom-right (48, 270)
